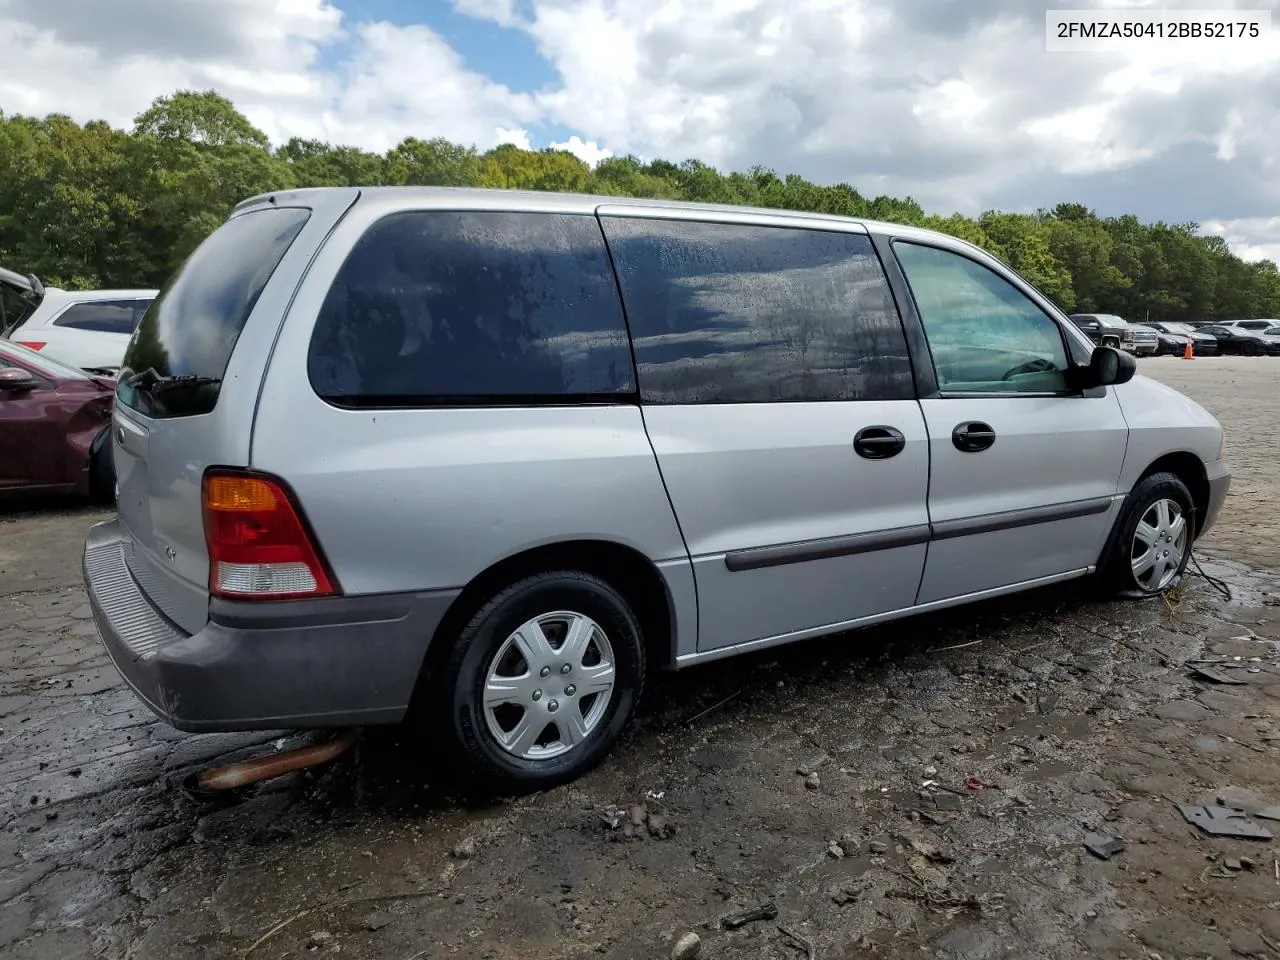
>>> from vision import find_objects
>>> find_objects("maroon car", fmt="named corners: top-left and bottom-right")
top-left (0, 340), bottom-right (116, 500)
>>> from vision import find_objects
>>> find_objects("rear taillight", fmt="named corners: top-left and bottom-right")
top-left (201, 471), bottom-right (338, 601)
top-left (15, 340), bottom-right (46, 351)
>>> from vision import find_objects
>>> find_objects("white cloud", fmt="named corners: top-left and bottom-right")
top-left (0, 0), bottom-right (1278, 256)
top-left (549, 135), bottom-right (612, 167)
top-left (1204, 218), bottom-right (1280, 266)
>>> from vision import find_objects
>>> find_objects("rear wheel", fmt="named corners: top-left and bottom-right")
top-left (441, 570), bottom-right (645, 793)
top-left (1244, 341), bottom-right (1260, 356)
top-left (1101, 471), bottom-right (1193, 599)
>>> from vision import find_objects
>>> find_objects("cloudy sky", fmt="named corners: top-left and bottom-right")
top-left (1, 0), bottom-right (1277, 261)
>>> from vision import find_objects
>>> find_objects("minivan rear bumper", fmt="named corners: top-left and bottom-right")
top-left (83, 519), bottom-right (458, 732)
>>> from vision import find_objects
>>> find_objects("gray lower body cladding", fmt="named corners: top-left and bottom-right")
top-left (84, 518), bottom-right (457, 732)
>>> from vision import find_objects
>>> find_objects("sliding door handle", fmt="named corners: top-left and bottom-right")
top-left (853, 426), bottom-right (907, 460)
top-left (952, 421), bottom-right (996, 453)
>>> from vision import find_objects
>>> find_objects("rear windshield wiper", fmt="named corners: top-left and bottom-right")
top-left (125, 369), bottom-right (222, 393)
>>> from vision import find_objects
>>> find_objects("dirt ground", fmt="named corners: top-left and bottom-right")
top-left (3, 355), bottom-right (1280, 960)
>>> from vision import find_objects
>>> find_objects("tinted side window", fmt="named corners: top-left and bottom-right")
top-left (601, 218), bottom-right (913, 404)
top-left (54, 300), bottom-right (137, 334)
top-left (894, 242), bottom-right (1070, 395)
top-left (308, 212), bottom-right (634, 405)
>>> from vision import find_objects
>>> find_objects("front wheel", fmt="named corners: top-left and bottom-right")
top-left (441, 571), bottom-right (646, 793)
top-left (1101, 471), bottom-right (1193, 599)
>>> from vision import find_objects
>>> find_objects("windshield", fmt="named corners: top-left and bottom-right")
top-left (0, 339), bottom-right (90, 380)
top-left (1162, 323), bottom-right (1194, 334)
top-left (117, 206), bottom-right (311, 419)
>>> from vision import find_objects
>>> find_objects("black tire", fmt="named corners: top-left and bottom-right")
top-left (89, 430), bottom-right (115, 503)
top-left (1100, 471), bottom-right (1194, 599)
top-left (1244, 342), bottom-right (1260, 357)
top-left (441, 570), bottom-right (646, 793)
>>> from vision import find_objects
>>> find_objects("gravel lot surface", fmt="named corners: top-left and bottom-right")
top-left (2, 355), bottom-right (1279, 960)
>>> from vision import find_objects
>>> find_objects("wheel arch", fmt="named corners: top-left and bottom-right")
top-left (414, 539), bottom-right (679, 703)
top-left (1137, 452), bottom-right (1209, 536)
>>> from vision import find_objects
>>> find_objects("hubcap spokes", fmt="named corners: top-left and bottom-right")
top-left (1131, 498), bottom-right (1188, 592)
top-left (482, 611), bottom-right (616, 760)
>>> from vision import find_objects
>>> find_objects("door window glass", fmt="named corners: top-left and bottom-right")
top-left (601, 217), bottom-right (913, 404)
top-left (895, 242), bottom-right (1070, 394)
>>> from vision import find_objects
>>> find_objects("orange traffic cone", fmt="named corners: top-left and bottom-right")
top-left (1183, 340), bottom-right (1194, 360)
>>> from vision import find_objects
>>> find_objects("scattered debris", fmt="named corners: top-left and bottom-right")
top-left (923, 765), bottom-right (939, 777)
top-left (603, 800), bottom-right (675, 840)
top-left (363, 911), bottom-right (393, 931)
top-left (1191, 664), bottom-right (1248, 685)
top-left (896, 825), bottom-right (954, 864)
top-left (868, 840), bottom-right (889, 855)
top-left (671, 930), bottom-right (701, 960)
top-left (1224, 858), bottom-right (1244, 872)
top-left (805, 772), bottom-right (821, 790)
top-left (450, 837), bottom-right (476, 859)
top-left (1083, 832), bottom-right (1126, 860)
top-left (827, 842), bottom-right (844, 859)
top-left (721, 901), bottom-right (778, 930)
top-left (1177, 804), bottom-right (1273, 840)
top-left (797, 754), bottom-right (828, 776)
top-left (778, 924), bottom-right (817, 960)
top-left (1255, 805), bottom-right (1280, 822)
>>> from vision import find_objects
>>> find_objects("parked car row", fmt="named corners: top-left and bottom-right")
top-left (1069, 313), bottom-right (1280, 357)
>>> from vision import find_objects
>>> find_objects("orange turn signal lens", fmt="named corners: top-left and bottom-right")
top-left (203, 475), bottom-right (279, 512)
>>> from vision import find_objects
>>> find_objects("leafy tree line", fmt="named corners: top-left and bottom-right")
top-left (2, 90), bottom-right (1277, 321)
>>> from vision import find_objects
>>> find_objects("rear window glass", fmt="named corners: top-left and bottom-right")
top-left (117, 207), bottom-right (310, 418)
top-left (54, 300), bottom-right (139, 334)
top-left (308, 211), bottom-right (634, 406)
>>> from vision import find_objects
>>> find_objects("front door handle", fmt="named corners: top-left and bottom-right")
top-left (952, 421), bottom-right (996, 453)
top-left (853, 425), bottom-right (906, 460)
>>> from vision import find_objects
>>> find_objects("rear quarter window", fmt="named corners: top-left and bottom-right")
top-left (308, 211), bottom-right (635, 405)
top-left (53, 300), bottom-right (138, 334)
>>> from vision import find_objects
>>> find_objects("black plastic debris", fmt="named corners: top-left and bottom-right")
top-left (722, 901), bottom-right (779, 930)
top-left (1083, 832), bottom-right (1126, 860)
top-left (1178, 804), bottom-right (1273, 839)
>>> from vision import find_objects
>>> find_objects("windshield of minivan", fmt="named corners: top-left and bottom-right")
top-left (116, 206), bottom-right (311, 419)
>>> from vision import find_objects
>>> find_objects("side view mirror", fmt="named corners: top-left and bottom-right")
top-left (0, 367), bottom-right (37, 392)
top-left (1083, 346), bottom-right (1136, 388)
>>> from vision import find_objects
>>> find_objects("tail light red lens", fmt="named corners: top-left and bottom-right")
top-left (15, 340), bottom-right (46, 351)
top-left (201, 471), bottom-right (338, 601)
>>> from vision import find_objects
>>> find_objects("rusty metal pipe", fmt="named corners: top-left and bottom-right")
top-left (190, 728), bottom-right (362, 793)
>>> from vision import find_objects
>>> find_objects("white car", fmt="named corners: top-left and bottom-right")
top-left (0, 267), bottom-right (156, 374)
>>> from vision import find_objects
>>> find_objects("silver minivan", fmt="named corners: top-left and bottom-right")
top-left (84, 188), bottom-right (1231, 791)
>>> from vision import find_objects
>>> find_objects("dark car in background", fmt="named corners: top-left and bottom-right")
top-left (0, 340), bottom-right (116, 499)
top-left (1068, 313), bottom-right (1129, 349)
top-left (1198, 325), bottom-right (1276, 356)
top-left (1143, 322), bottom-right (1220, 356)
